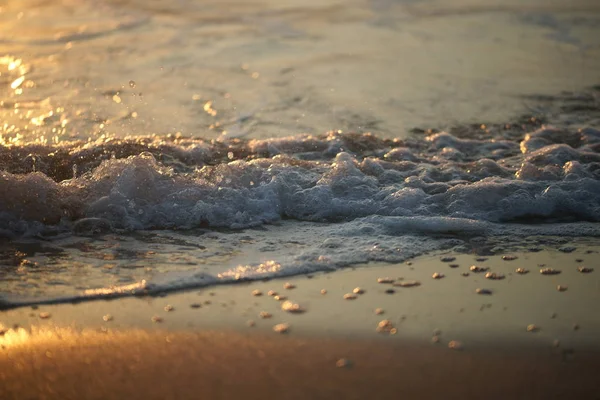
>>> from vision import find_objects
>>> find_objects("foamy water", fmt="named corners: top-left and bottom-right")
top-left (1, 0), bottom-right (600, 307)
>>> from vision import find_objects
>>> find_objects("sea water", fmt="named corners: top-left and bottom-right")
top-left (0, 0), bottom-right (599, 307)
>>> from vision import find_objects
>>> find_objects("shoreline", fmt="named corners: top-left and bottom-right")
top-left (1, 246), bottom-right (599, 399)
top-left (2, 246), bottom-right (599, 346)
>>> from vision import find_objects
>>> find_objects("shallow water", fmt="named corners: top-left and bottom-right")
top-left (1, 0), bottom-right (600, 307)
top-left (2, 0), bottom-right (600, 142)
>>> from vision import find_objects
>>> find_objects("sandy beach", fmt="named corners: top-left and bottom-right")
top-left (1, 1), bottom-right (600, 399)
top-left (2, 245), bottom-right (599, 399)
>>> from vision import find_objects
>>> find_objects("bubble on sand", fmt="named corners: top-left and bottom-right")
top-left (283, 282), bottom-right (296, 290)
top-left (151, 316), bottom-right (163, 323)
top-left (476, 288), bottom-right (492, 295)
top-left (164, 305), bottom-right (174, 312)
top-left (393, 280), bottom-right (421, 287)
top-left (336, 358), bottom-right (352, 368)
top-left (432, 336), bottom-right (440, 343)
top-left (376, 319), bottom-right (394, 334)
top-left (557, 285), bottom-right (568, 292)
top-left (448, 340), bottom-right (462, 350)
top-left (461, 272), bottom-right (470, 277)
top-left (540, 268), bottom-right (561, 275)
top-left (516, 268), bottom-right (529, 274)
top-left (281, 300), bottom-right (305, 313)
top-left (475, 257), bottom-right (488, 262)
top-left (320, 289), bottom-right (327, 295)
top-left (273, 295), bottom-right (287, 301)
top-left (190, 303), bottom-right (202, 309)
top-left (559, 247), bottom-right (576, 253)
top-left (470, 265), bottom-right (488, 273)
top-left (343, 293), bottom-right (357, 300)
top-left (440, 256), bottom-right (456, 262)
top-left (502, 255), bottom-right (518, 261)
top-left (247, 320), bottom-right (255, 327)
top-left (432, 328), bottom-right (441, 336)
top-left (485, 272), bottom-right (505, 280)
top-left (527, 324), bottom-right (539, 332)
top-left (449, 264), bottom-right (459, 268)
top-left (385, 288), bottom-right (396, 294)
top-left (377, 277), bottom-right (394, 284)
top-left (259, 311), bottom-right (272, 319)
top-left (252, 290), bottom-right (263, 296)
top-left (577, 266), bottom-right (593, 273)
top-left (267, 290), bottom-right (277, 296)
top-left (352, 287), bottom-right (365, 294)
top-left (39, 312), bottom-right (51, 319)
top-left (103, 314), bottom-right (113, 322)
top-left (273, 323), bottom-right (290, 334)
top-left (374, 308), bottom-right (384, 315)
top-left (432, 272), bottom-right (444, 279)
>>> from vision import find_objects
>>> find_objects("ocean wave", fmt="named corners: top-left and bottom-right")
top-left (1, 125), bottom-right (600, 238)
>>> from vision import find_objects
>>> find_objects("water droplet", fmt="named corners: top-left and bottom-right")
top-left (129, 80), bottom-right (136, 88)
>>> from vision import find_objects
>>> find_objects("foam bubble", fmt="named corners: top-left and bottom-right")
top-left (1, 120), bottom-right (600, 306)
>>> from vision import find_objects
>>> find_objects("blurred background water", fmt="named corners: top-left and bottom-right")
top-left (1, 0), bottom-right (599, 144)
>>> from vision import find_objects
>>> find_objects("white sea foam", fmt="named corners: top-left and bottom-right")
top-left (2, 127), bottom-right (600, 234)
top-left (1, 125), bottom-right (600, 306)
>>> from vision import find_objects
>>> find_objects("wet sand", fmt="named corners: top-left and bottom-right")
top-left (1, 247), bottom-right (599, 399)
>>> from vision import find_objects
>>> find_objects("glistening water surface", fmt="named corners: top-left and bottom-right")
top-left (0, 0), bottom-right (599, 307)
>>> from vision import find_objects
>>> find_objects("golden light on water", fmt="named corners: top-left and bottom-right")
top-left (218, 260), bottom-right (281, 280)
top-left (10, 75), bottom-right (25, 90)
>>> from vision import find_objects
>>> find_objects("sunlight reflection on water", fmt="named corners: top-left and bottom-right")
top-left (0, 0), bottom-right (598, 145)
